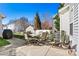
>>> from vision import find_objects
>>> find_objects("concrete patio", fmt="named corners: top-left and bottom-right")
top-left (0, 38), bottom-right (71, 56)
top-left (15, 45), bottom-right (71, 56)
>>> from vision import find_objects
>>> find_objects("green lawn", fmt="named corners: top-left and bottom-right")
top-left (13, 32), bottom-right (24, 39)
top-left (13, 32), bottom-right (24, 35)
top-left (0, 37), bottom-right (10, 47)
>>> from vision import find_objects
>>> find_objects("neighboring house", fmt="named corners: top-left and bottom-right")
top-left (2, 24), bottom-right (7, 29)
top-left (25, 25), bottom-right (34, 39)
top-left (0, 20), bottom-right (3, 37)
top-left (0, 14), bottom-right (5, 30)
top-left (7, 17), bottom-right (29, 32)
top-left (0, 24), bottom-right (3, 30)
top-left (25, 25), bottom-right (35, 34)
top-left (7, 23), bottom-right (15, 32)
top-left (0, 14), bottom-right (5, 37)
top-left (0, 19), bottom-right (2, 30)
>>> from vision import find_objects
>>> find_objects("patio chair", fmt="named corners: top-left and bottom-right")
top-left (25, 31), bottom-right (41, 45)
top-left (40, 32), bottom-right (48, 40)
top-left (39, 32), bottom-right (49, 45)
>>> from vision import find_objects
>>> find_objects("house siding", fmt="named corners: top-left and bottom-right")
top-left (59, 5), bottom-right (70, 42)
top-left (72, 4), bottom-right (79, 55)
top-left (60, 3), bottom-right (79, 55)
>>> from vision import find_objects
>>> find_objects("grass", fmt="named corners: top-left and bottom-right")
top-left (13, 32), bottom-right (25, 39)
top-left (13, 35), bottom-right (25, 39)
top-left (13, 32), bottom-right (23, 35)
top-left (0, 37), bottom-right (10, 47)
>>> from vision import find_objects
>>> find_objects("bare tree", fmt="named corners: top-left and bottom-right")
top-left (15, 17), bottom-right (29, 32)
top-left (9, 17), bottom-right (29, 32)
top-left (41, 12), bottom-right (52, 30)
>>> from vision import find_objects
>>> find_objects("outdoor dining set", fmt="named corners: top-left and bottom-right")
top-left (24, 30), bottom-right (62, 47)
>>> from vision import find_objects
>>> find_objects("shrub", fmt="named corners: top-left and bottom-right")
top-left (48, 32), bottom-right (55, 41)
top-left (2, 29), bottom-right (13, 39)
top-left (61, 30), bottom-right (69, 44)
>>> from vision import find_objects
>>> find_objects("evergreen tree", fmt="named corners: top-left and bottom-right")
top-left (53, 3), bottom-right (64, 31)
top-left (58, 3), bottom-right (64, 9)
top-left (34, 12), bottom-right (41, 30)
top-left (53, 14), bottom-right (60, 31)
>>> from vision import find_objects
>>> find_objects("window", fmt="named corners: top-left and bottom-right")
top-left (70, 23), bottom-right (73, 35)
